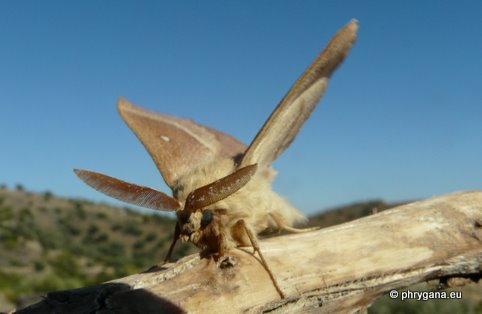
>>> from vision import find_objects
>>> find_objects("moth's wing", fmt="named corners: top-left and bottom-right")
top-left (240, 19), bottom-right (358, 168)
top-left (118, 98), bottom-right (247, 189)
top-left (74, 169), bottom-right (180, 211)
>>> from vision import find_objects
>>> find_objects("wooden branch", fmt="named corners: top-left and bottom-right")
top-left (18, 191), bottom-right (482, 313)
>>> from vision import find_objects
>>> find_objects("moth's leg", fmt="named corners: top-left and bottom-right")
top-left (161, 223), bottom-right (181, 264)
top-left (235, 219), bottom-right (286, 298)
top-left (269, 213), bottom-right (320, 233)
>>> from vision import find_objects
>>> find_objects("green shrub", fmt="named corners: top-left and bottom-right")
top-left (0, 206), bottom-right (14, 221)
top-left (132, 240), bottom-right (145, 250)
top-left (66, 224), bottom-right (81, 236)
top-left (110, 223), bottom-right (122, 232)
top-left (144, 232), bottom-right (157, 243)
top-left (96, 212), bottom-right (107, 219)
top-left (58, 218), bottom-right (81, 236)
top-left (95, 233), bottom-right (109, 242)
top-left (0, 227), bottom-right (19, 250)
top-left (36, 230), bottom-right (62, 250)
top-left (88, 224), bottom-right (99, 235)
top-left (43, 191), bottom-right (53, 201)
top-left (73, 201), bottom-right (87, 220)
top-left (122, 224), bottom-right (142, 236)
top-left (33, 260), bottom-right (45, 272)
top-left (49, 251), bottom-right (80, 277)
top-left (70, 243), bottom-right (85, 255)
top-left (19, 208), bottom-right (33, 221)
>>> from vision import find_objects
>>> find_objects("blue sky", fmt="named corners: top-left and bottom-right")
top-left (1, 1), bottom-right (481, 215)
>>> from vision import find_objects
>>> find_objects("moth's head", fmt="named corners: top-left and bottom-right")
top-left (175, 164), bottom-right (257, 245)
top-left (176, 209), bottom-right (202, 243)
top-left (176, 208), bottom-right (218, 245)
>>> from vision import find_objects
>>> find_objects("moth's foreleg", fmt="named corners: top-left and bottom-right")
top-left (161, 223), bottom-right (181, 264)
top-left (234, 219), bottom-right (286, 299)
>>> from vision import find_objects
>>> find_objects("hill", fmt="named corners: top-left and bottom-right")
top-left (306, 199), bottom-right (406, 228)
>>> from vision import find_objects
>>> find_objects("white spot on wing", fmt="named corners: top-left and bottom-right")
top-left (160, 135), bottom-right (170, 142)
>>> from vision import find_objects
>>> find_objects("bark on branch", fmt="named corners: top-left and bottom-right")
top-left (18, 191), bottom-right (482, 313)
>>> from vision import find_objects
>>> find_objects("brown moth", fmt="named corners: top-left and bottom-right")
top-left (74, 19), bottom-right (358, 298)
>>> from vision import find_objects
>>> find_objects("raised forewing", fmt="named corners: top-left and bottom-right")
top-left (118, 98), bottom-right (247, 189)
top-left (240, 19), bottom-right (358, 168)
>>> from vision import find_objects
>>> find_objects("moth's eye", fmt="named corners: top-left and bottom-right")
top-left (201, 210), bottom-right (213, 228)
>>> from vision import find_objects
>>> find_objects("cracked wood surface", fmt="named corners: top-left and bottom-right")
top-left (18, 191), bottom-right (482, 313)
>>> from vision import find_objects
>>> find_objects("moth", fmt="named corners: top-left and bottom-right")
top-left (74, 20), bottom-right (357, 298)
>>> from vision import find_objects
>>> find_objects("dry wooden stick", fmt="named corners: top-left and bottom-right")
top-left (17, 191), bottom-right (482, 313)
